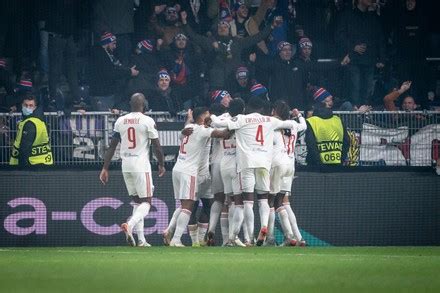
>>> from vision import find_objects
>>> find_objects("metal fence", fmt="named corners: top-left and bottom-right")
top-left (1, 111), bottom-right (439, 167)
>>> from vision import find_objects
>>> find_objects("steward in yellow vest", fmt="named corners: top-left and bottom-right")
top-left (9, 94), bottom-right (53, 166)
top-left (305, 88), bottom-right (349, 165)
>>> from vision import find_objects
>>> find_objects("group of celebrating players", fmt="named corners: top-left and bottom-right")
top-left (100, 92), bottom-right (307, 247)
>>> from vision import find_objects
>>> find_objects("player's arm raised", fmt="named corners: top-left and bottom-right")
top-left (210, 128), bottom-right (231, 139)
top-left (151, 138), bottom-right (166, 177)
top-left (291, 109), bottom-right (307, 132)
top-left (99, 134), bottom-right (120, 185)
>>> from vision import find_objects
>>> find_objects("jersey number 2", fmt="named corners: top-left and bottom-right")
top-left (255, 125), bottom-right (264, 145)
top-left (128, 127), bottom-right (136, 149)
top-left (180, 136), bottom-right (189, 154)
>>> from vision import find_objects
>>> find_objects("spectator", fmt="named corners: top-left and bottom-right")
top-left (244, 0), bottom-right (276, 54)
top-left (250, 83), bottom-right (269, 101)
top-left (383, 81), bottom-right (417, 111)
top-left (231, 1), bottom-right (250, 38)
top-left (305, 87), bottom-right (350, 166)
top-left (44, 0), bottom-right (82, 116)
top-left (228, 66), bottom-right (255, 102)
top-left (150, 5), bottom-right (184, 49)
top-left (335, 0), bottom-right (386, 106)
top-left (294, 37), bottom-right (350, 106)
top-left (127, 39), bottom-right (161, 98)
top-left (211, 90), bottom-right (233, 108)
top-left (89, 32), bottom-right (139, 111)
top-left (251, 41), bottom-right (305, 108)
top-left (9, 93), bottom-right (53, 167)
top-left (394, 0), bottom-right (429, 100)
top-left (93, 0), bottom-right (136, 65)
top-left (180, 10), bottom-right (278, 94)
top-left (160, 33), bottom-right (204, 109)
top-left (146, 69), bottom-right (181, 116)
top-left (0, 59), bottom-right (15, 112)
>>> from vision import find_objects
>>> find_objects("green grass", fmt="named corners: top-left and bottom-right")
top-left (0, 247), bottom-right (439, 293)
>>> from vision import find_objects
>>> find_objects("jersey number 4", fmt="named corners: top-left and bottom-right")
top-left (256, 125), bottom-right (264, 145)
top-left (127, 127), bottom-right (136, 149)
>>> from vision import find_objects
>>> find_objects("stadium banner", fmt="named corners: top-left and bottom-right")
top-left (0, 170), bottom-right (438, 247)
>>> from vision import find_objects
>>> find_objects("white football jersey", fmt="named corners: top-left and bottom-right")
top-left (210, 113), bottom-right (230, 165)
top-left (198, 136), bottom-right (211, 176)
top-left (173, 123), bottom-right (213, 176)
top-left (273, 116), bottom-right (307, 166)
top-left (113, 112), bottom-right (158, 172)
top-left (211, 113), bottom-right (237, 170)
top-left (222, 113), bottom-right (299, 171)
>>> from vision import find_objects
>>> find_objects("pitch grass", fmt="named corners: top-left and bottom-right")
top-left (0, 247), bottom-right (439, 293)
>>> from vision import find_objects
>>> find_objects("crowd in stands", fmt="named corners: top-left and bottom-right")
top-left (0, 0), bottom-right (439, 116)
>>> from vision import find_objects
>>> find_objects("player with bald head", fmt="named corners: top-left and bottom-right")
top-left (100, 93), bottom-right (165, 247)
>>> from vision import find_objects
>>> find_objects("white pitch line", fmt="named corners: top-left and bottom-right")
top-left (0, 248), bottom-right (438, 259)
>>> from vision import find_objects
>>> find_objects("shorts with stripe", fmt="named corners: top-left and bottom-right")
top-left (221, 167), bottom-right (241, 196)
top-left (123, 172), bottom-right (154, 198)
top-left (238, 168), bottom-right (270, 194)
top-left (172, 170), bottom-right (197, 200)
top-left (280, 166), bottom-right (296, 194)
top-left (197, 173), bottom-right (213, 199)
top-left (270, 164), bottom-right (293, 194)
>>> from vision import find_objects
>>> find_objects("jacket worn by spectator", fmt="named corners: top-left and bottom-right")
top-left (183, 23), bottom-right (272, 90)
top-left (147, 87), bottom-right (181, 116)
top-left (159, 44), bottom-right (204, 106)
top-left (9, 107), bottom-right (53, 167)
top-left (254, 53), bottom-right (305, 108)
top-left (89, 46), bottom-right (131, 97)
top-left (335, 7), bottom-right (385, 65)
top-left (305, 106), bottom-right (349, 166)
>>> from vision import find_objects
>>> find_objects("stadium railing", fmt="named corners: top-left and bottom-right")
top-left (0, 111), bottom-right (439, 166)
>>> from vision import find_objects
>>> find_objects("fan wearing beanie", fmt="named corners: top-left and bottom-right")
top-left (89, 32), bottom-right (139, 111)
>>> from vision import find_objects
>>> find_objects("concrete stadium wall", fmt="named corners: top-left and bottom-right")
top-left (0, 170), bottom-right (438, 246)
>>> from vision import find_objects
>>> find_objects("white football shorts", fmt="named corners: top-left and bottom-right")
top-left (122, 171), bottom-right (154, 198)
top-left (197, 173), bottom-right (213, 199)
top-left (270, 164), bottom-right (293, 194)
top-left (221, 167), bottom-right (241, 196)
top-left (238, 168), bottom-right (270, 194)
top-left (172, 170), bottom-right (197, 200)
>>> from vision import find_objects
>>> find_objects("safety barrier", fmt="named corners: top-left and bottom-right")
top-left (0, 111), bottom-right (439, 166)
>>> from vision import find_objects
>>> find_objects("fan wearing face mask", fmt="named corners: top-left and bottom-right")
top-left (10, 93), bottom-right (53, 167)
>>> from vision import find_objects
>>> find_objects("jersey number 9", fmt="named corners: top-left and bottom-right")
top-left (127, 127), bottom-right (136, 149)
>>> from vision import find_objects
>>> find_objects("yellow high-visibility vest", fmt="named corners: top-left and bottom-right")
top-left (307, 115), bottom-right (344, 164)
top-left (9, 117), bottom-right (53, 165)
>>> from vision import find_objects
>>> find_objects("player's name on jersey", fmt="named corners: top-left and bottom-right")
top-left (245, 116), bottom-right (271, 124)
top-left (123, 118), bottom-right (141, 124)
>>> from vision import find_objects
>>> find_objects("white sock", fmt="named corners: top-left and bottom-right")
top-left (220, 212), bottom-right (229, 245)
top-left (208, 201), bottom-right (223, 234)
top-left (128, 202), bottom-right (150, 230)
top-left (197, 222), bottom-right (208, 244)
top-left (242, 219), bottom-right (250, 242)
top-left (228, 202), bottom-right (236, 233)
top-left (165, 207), bottom-right (181, 234)
top-left (243, 201), bottom-right (254, 242)
top-left (230, 205), bottom-right (244, 240)
top-left (171, 209), bottom-right (191, 243)
top-left (284, 203), bottom-right (302, 240)
top-left (258, 199), bottom-right (270, 229)
top-left (267, 207), bottom-right (275, 240)
top-left (188, 224), bottom-right (199, 245)
top-left (277, 207), bottom-right (293, 239)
